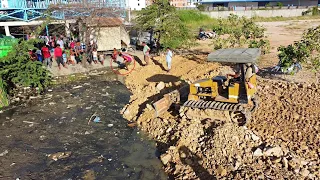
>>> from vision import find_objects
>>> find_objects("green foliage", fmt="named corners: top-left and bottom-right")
top-left (277, 25), bottom-right (320, 72)
top-left (248, 39), bottom-right (270, 54)
top-left (277, 40), bottom-right (311, 68)
top-left (311, 56), bottom-right (320, 71)
top-left (276, 2), bottom-right (283, 8)
top-left (0, 39), bottom-right (52, 94)
top-left (212, 38), bottom-right (228, 50)
top-left (312, 7), bottom-right (320, 16)
top-left (265, 3), bottom-right (271, 7)
top-left (211, 14), bottom-right (269, 52)
top-left (196, 4), bottom-right (205, 11)
top-left (302, 7), bottom-right (320, 16)
top-left (177, 10), bottom-right (211, 23)
top-left (135, 0), bottom-right (193, 49)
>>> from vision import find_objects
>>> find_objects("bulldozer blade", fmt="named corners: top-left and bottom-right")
top-left (153, 94), bottom-right (171, 117)
top-left (153, 89), bottom-right (181, 117)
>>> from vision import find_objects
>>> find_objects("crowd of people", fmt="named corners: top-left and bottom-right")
top-left (110, 41), bottom-right (173, 73)
top-left (29, 36), bottom-right (104, 70)
top-left (29, 35), bottom-right (173, 72)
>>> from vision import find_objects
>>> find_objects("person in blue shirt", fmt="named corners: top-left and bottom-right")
top-left (166, 47), bottom-right (173, 73)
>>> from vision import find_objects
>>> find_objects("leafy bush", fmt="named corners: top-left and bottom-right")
top-left (276, 2), bottom-right (283, 8)
top-left (312, 6), bottom-right (320, 16)
top-left (248, 39), bottom-right (270, 54)
top-left (302, 6), bottom-right (320, 16)
top-left (277, 41), bottom-right (311, 68)
top-left (197, 4), bottom-right (205, 11)
top-left (211, 14), bottom-right (269, 52)
top-left (212, 38), bottom-right (228, 50)
top-left (0, 39), bottom-right (51, 95)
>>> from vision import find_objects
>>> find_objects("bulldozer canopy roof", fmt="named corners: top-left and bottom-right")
top-left (208, 48), bottom-right (261, 63)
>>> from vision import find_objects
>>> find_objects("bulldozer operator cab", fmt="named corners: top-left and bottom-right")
top-left (188, 48), bottom-right (260, 105)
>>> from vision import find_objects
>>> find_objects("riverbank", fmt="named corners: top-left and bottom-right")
top-left (0, 70), bottom-right (166, 179)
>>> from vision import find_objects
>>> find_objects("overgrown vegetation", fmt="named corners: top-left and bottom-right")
top-left (277, 26), bottom-right (320, 79)
top-left (0, 39), bottom-right (52, 95)
top-left (196, 4), bottom-right (205, 11)
top-left (210, 14), bottom-right (270, 54)
top-left (276, 2), bottom-right (283, 9)
top-left (302, 6), bottom-right (320, 16)
top-left (135, 0), bottom-right (193, 49)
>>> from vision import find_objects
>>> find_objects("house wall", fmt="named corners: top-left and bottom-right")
top-left (92, 26), bottom-right (130, 51)
top-left (120, 26), bottom-right (130, 47)
top-left (170, 0), bottom-right (188, 7)
top-left (96, 27), bottom-right (121, 51)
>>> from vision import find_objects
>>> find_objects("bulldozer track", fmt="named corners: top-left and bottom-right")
top-left (183, 100), bottom-right (244, 112)
top-left (181, 100), bottom-right (251, 126)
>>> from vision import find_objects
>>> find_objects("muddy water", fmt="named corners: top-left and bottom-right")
top-left (0, 71), bottom-right (167, 180)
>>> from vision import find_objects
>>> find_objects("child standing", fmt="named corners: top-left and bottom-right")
top-left (92, 49), bottom-right (98, 64)
top-left (99, 53), bottom-right (104, 66)
top-left (36, 49), bottom-right (43, 63)
top-left (65, 48), bottom-right (71, 65)
top-left (70, 49), bottom-right (76, 65)
top-left (62, 50), bottom-right (68, 66)
top-left (166, 47), bottom-right (173, 73)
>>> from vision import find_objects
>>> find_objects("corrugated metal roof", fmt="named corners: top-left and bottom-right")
top-left (208, 48), bottom-right (261, 63)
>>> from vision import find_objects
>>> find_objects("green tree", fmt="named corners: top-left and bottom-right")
top-left (135, 0), bottom-right (193, 49)
top-left (196, 4), bottom-right (205, 11)
top-left (0, 39), bottom-right (52, 95)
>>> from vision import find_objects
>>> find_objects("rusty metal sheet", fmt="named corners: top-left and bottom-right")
top-left (153, 94), bottom-right (171, 117)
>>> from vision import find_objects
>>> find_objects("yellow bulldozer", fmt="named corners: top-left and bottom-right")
top-left (153, 48), bottom-right (260, 126)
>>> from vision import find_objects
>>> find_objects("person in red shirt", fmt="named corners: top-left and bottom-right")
top-left (69, 39), bottom-right (75, 49)
top-left (54, 44), bottom-right (66, 70)
top-left (111, 48), bottom-right (118, 62)
top-left (41, 44), bottom-right (52, 68)
top-left (29, 49), bottom-right (37, 61)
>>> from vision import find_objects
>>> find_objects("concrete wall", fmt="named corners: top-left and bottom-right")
top-left (203, 8), bottom-right (308, 18)
top-left (96, 27), bottom-right (121, 51)
top-left (229, 2), bottom-right (258, 8)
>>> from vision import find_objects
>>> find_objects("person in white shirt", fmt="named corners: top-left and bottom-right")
top-left (166, 47), bottom-right (173, 73)
top-left (57, 37), bottom-right (64, 50)
top-left (92, 49), bottom-right (98, 64)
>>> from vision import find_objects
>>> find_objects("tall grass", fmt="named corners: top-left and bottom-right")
top-left (177, 10), bottom-right (218, 31)
top-left (177, 9), bottom-right (320, 33)
top-left (178, 10), bottom-right (211, 23)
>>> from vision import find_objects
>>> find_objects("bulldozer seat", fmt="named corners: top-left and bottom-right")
top-left (212, 76), bottom-right (227, 86)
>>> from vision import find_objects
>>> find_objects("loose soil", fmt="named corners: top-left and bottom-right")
top-left (121, 20), bottom-right (320, 179)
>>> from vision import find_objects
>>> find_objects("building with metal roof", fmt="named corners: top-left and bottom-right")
top-left (0, 0), bottom-right (126, 22)
top-left (200, 0), bottom-right (318, 7)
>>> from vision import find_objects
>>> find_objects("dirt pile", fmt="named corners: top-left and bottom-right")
top-left (250, 79), bottom-right (320, 161)
top-left (122, 52), bottom-right (320, 179)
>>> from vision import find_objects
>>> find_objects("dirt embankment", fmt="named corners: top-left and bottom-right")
top-left (120, 20), bottom-right (320, 179)
top-left (120, 52), bottom-right (320, 179)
